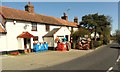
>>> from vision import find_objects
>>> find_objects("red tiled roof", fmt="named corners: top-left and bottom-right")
top-left (52, 17), bottom-right (78, 27)
top-left (0, 6), bottom-right (78, 27)
top-left (17, 32), bottom-right (34, 38)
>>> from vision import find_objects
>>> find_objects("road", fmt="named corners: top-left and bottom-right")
top-left (2, 47), bottom-right (94, 70)
top-left (37, 43), bottom-right (120, 71)
top-left (1, 43), bottom-right (120, 72)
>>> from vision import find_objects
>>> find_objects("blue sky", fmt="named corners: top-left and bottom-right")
top-left (1, 2), bottom-right (118, 34)
top-left (1, 0), bottom-right (119, 2)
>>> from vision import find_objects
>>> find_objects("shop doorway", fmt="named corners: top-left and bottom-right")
top-left (24, 38), bottom-right (31, 49)
top-left (17, 31), bottom-right (34, 53)
top-left (65, 35), bottom-right (69, 41)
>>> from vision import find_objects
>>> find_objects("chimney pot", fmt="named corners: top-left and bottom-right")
top-left (61, 12), bottom-right (68, 21)
top-left (25, 2), bottom-right (34, 13)
top-left (74, 16), bottom-right (78, 23)
top-left (63, 12), bottom-right (67, 16)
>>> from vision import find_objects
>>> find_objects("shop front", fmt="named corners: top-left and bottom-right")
top-left (17, 31), bottom-right (34, 53)
top-left (43, 27), bottom-right (71, 50)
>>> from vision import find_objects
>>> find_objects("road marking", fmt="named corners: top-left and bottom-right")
top-left (116, 55), bottom-right (120, 62)
top-left (106, 55), bottom-right (120, 72)
top-left (106, 67), bottom-right (113, 72)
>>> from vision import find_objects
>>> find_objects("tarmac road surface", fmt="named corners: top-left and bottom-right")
top-left (37, 43), bottom-right (119, 71)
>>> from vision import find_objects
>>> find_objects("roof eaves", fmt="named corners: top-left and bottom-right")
top-left (1, 6), bottom-right (79, 27)
top-left (0, 32), bottom-right (7, 34)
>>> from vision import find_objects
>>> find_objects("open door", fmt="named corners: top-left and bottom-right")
top-left (24, 38), bottom-right (31, 49)
top-left (17, 32), bottom-right (34, 53)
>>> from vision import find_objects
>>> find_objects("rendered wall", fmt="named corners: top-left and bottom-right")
top-left (43, 37), bottom-right (54, 47)
top-left (0, 34), bottom-right (7, 51)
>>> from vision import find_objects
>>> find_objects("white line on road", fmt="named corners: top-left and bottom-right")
top-left (116, 55), bottom-right (120, 62)
top-left (106, 67), bottom-right (113, 72)
top-left (106, 55), bottom-right (120, 72)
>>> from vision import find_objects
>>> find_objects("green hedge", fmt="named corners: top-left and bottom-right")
top-left (90, 40), bottom-right (103, 49)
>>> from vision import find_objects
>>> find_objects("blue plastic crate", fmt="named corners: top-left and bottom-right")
top-left (40, 44), bottom-right (45, 51)
top-left (33, 44), bottom-right (40, 52)
top-left (44, 42), bottom-right (48, 50)
top-left (33, 42), bottom-right (48, 52)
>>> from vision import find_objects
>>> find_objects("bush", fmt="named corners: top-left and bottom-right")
top-left (116, 30), bottom-right (120, 44)
top-left (93, 41), bottom-right (102, 48)
top-left (90, 40), bottom-right (94, 49)
top-left (98, 41), bottom-right (103, 45)
top-left (110, 36), bottom-right (116, 40)
top-left (90, 40), bottom-right (103, 49)
top-left (103, 35), bottom-right (110, 45)
top-left (103, 38), bottom-right (108, 45)
top-left (71, 42), bottom-right (76, 49)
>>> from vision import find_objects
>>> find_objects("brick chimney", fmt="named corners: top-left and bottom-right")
top-left (61, 12), bottom-right (68, 21)
top-left (25, 2), bottom-right (34, 13)
top-left (74, 16), bottom-right (78, 23)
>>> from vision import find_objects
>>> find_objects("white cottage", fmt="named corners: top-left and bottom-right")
top-left (43, 27), bottom-right (71, 48)
top-left (0, 24), bottom-right (7, 53)
top-left (0, 2), bottom-right (78, 54)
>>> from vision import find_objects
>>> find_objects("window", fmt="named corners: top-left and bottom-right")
top-left (33, 36), bottom-right (38, 41)
top-left (46, 25), bottom-right (50, 31)
top-left (31, 23), bottom-right (37, 31)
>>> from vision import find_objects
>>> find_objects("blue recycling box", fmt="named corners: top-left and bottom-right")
top-left (40, 44), bottom-right (44, 51)
top-left (44, 42), bottom-right (48, 50)
top-left (33, 42), bottom-right (48, 52)
top-left (33, 44), bottom-right (40, 52)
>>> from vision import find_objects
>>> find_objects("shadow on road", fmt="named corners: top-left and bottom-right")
top-left (2, 70), bottom-right (110, 72)
top-left (110, 46), bottom-right (120, 49)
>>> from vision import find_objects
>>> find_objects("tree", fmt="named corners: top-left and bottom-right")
top-left (116, 30), bottom-right (120, 45)
top-left (72, 27), bottom-right (90, 49)
top-left (72, 27), bottom-right (90, 43)
top-left (80, 13), bottom-right (111, 44)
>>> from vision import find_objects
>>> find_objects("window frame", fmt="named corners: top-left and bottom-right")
top-left (31, 22), bottom-right (37, 31)
top-left (46, 25), bottom-right (50, 32)
top-left (33, 36), bottom-right (38, 41)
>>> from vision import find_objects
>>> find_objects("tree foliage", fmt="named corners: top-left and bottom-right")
top-left (116, 30), bottom-right (120, 44)
top-left (73, 27), bottom-right (90, 37)
top-left (72, 27), bottom-right (90, 43)
top-left (79, 13), bottom-right (111, 43)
